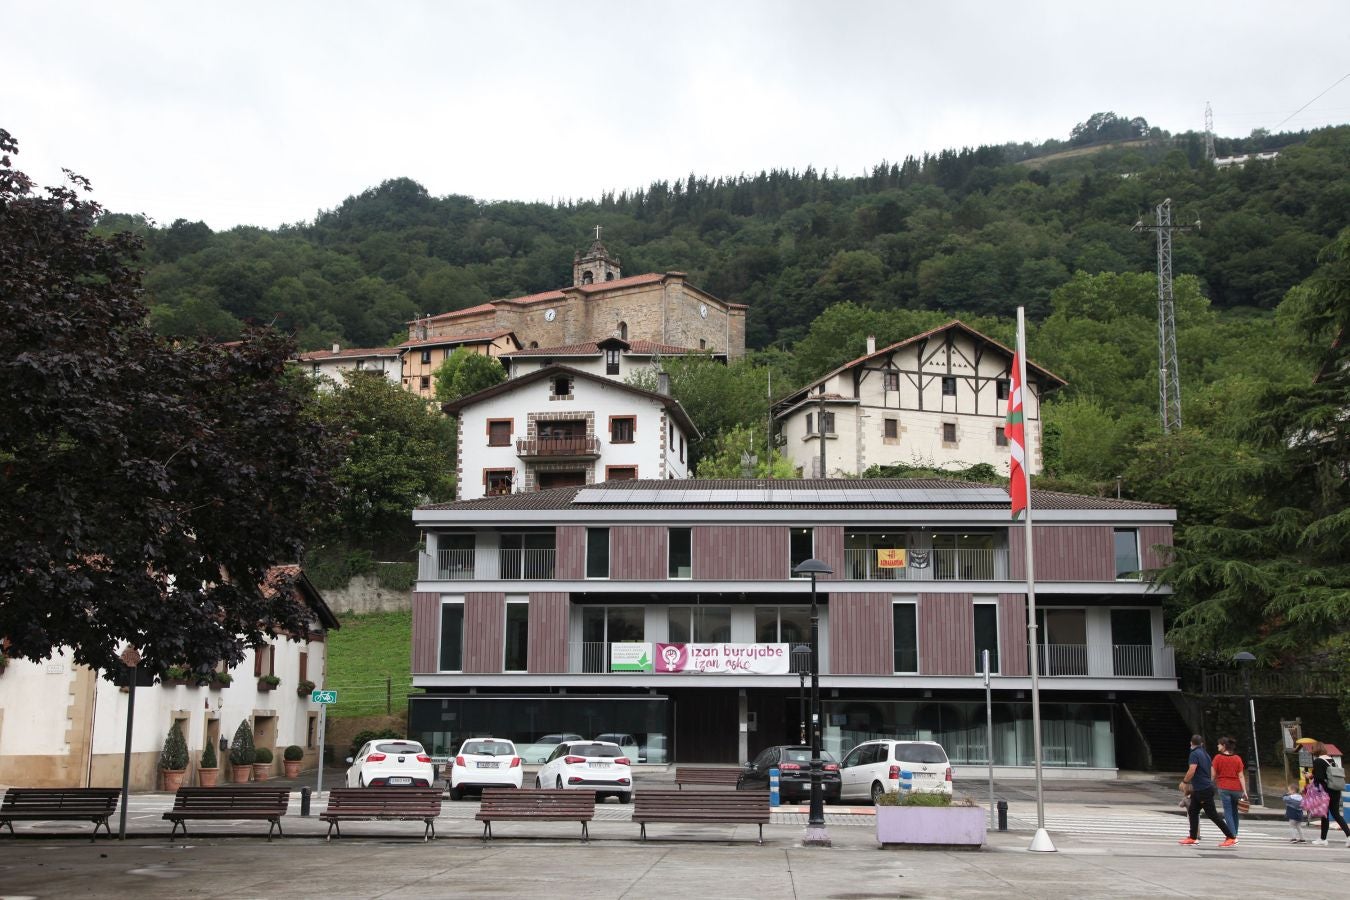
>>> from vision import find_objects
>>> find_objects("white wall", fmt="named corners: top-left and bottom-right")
top-left (0, 650), bottom-right (79, 756)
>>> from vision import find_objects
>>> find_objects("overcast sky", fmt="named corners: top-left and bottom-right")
top-left (6, 1), bottom-right (1348, 230)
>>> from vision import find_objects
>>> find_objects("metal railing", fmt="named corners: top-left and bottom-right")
top-left (515, 436), bottom-right (600, 457)
top-left (417, 548), bottom-right (557, 580)
top-left (418, 549), bottom-right (475, 581)
top-left (841, 548), bottom-right (1009, 581)
top-left (498, 548), bottom-right (556, 580)
top-left (1037, 643), bottom-right (1089, 677)
top-left (1196, 668), bottom-right (1337, 697)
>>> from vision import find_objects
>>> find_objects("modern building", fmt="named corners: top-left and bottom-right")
top-left (0, 567), bottom-right (339, 790)
top-left (295, 344), bottom-right (402, 390)
top-left (407, 479), bottom-right (1177, 776)
top-left (441, 364), bottom-right (700, 500)
top-left (774, 322), bottom-right (1065, 478)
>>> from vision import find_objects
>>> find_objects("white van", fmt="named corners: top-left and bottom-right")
top-left (839, 740), bottom-right (952, 803)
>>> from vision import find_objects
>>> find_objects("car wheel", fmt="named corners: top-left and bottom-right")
top-left (449, 785), bottom-right (462, 801)
top-left (556, 776), bottom-right (563, 789)
top-left (618, 792), bottom-right (631, 805)
top-left (870, 781), bottom-right (885, 805)
top-left (534, 777), bottom-right (542, 789)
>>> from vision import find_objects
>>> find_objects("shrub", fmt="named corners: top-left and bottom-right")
top-left (349, 728), bottom-right (403, 758)
top-left (212, 671), bottom-right (233, 687)
top-left (200, 741), bottom-right (218, 769)
top-left (259, 674), bottom-right (281, 687)
top-left (163, 666), bottom-right (190, 683)
top-left (375, 561), bottom-right (416, 593)
top-left (228, 721), bottom-right (256, 766)
top-left (874, 790), bottom-right (953, 807)
top-left (284, 744), bottom-right (304, 761)
top-left (160, 721), bottom-right (188, 771)
top-left (296, 678), bottom-right (316, 696)
top-left (254, 747), bottom-right (273, 764)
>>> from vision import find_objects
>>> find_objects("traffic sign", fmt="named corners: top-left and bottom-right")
top-left (311, 689), bottom-right (338, 704)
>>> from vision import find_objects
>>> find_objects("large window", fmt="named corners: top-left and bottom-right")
top-left (893, 602), bottom-right (918, 673)
top-left (586, 528), bottom-right (610, 579)
top-left (581, 605), bottom-right (644, 673)
top-left (789, 527), bottom-right (814, 577)
top-left (499, 531), bottom-right (555, 579)
top-left (844, 531), bottom-right (907, 580)
top-left (931, 531), bottom-right (998, 580)
top-left (973, 603), bottom-right (999, 674)
top-left (754, 606), bottom-right (810, 644)
top-left (439, 600), bottom-right (464, 671)
top-left (668, 606), bottom-right (731, 642)
top-left (1114, 529), bottom-right (1140, 580)
top-left (1036, 608), bottom-right (1087, 676)
top-left (504, 601), bottom-right (529, 672)
top-left (487, 419), bottom-right (513, 447)
top-left (668, 527), bottom-right (692, 579)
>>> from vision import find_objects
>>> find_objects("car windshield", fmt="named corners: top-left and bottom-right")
top-left (566, 743), bottom-right (622, 758)
top-left (894, 744), bottom-right (948, 764)
top-left (375, 742), bottom-right (424, 754)
top-left (462, 741), bottom-right (515, 756)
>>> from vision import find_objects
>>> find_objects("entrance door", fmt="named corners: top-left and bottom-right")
top-left (671, 690), bottom-right (738, 763)
top-left (1110, 609), bottom-right (1154, 676)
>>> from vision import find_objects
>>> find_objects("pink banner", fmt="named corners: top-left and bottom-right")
top-left (654, 643), bottom-right (789, 674)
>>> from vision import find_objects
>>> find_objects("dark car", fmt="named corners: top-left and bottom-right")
top-left (736, 745), bottom-right (842, 803)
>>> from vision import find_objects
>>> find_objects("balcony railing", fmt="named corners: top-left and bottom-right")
top-left (419, 549), bottom-right (475, 580)
top-left (1037, 643), bottom-right (1089, 677)
top-left (498, 548), bottom-right (556, 580)
top-left (842, 548), bottom-right (1009, 581)
top-left (417, 548), bottom-right (556, 580)
top-left (515, 436), bottom-right (600, 458)
top-left (1028, 643), bottom-right (1174, 678)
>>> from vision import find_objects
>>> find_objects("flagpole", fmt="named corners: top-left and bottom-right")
top-left (1017, 307), bottom-right (1056, 853)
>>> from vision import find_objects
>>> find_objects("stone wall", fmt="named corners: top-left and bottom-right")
top-left (321, 574), bottom-right (411, 615)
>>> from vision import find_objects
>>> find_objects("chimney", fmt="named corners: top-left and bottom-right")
top-left (332, 342), bottom-right (341, 354)
top-left (657, 372), bottom-right (670, 395)
top-left (866, 335), bottom-right (876, 355)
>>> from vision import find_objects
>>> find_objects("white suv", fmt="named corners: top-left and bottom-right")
top-left (839, 740), bottom-right (952, 803)
top-left (449, 737), bottom-right (522, 800)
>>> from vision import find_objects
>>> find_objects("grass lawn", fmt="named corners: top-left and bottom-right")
top-left (324, 610), bottom-right (415, 717)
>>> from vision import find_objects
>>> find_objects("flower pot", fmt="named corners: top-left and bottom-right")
top-left (231, 764), bottom-right (253, 783)
top-left (875, 804), bottom-right (987, 848)
top-left (256, 678), bottom-right (277, 692)
top-left (283, 760), bottom-right (302, 778)
top-left (197, 767), bottom-right (220, 787)
top-left (253, 762), bottom-right (271, 782)
top-left (161, 769), bottom-right (187, 793)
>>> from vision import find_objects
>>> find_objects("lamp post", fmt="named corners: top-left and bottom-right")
top-left (791, 644), bottom-right (811, 746)
top-left (1233, 651), bottom-right (1263, 805)
top-left (793, 558), bottom-right (833, 847)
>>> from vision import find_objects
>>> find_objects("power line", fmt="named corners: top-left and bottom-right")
top-left (1274, 73), bottom-right (1350, 130)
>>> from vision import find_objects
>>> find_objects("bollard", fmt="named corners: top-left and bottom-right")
top-left (997, 799), bottom-right (1008, 832)
top-left (301, 786), bottom-right (311, 817)
top-left (769, 768), bottom-right (781, 807)
top-left (900, 769), bottom-right (913, 794)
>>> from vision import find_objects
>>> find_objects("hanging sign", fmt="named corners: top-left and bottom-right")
top-left (876, 548), bottom-right (907, 568)
top-left (654, 643), bottom-right (789, 674)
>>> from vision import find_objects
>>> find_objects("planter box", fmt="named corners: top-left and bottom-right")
top-left (256, 678), bottom-right (278, 692)
top-left (875, 805), bottom-right (987, 849)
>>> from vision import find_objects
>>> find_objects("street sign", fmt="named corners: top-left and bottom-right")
top-left (311, 689), bottom-right (338, 704)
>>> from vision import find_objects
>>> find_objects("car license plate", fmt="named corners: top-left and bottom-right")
top-left (590, 762), bottom-right (611, 768)
top-left (477, 761), bottom-right (499, 769)
top-left (388, 777), bottom-right (412, 785)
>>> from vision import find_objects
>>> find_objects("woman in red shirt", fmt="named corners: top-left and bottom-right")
top-left (1212, 737), bottom-right (1249, 835)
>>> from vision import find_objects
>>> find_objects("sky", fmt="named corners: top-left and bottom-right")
top-left (6, 1), bottom-right (1348, 230)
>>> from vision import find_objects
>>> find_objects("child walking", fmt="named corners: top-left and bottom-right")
top-left (1283, 785), bottom-right (1307, 843)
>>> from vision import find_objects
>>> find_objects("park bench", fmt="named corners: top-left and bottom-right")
top-left (475, 788), bottom-right (595, 842)
top-left (162, 787), bottom-right (290, 841)
top-left (0, 788), bottom-right (121, 841)
top-left (320, 787), bottom-right (443, 841)
top-left (673, 767), bottom-right (743, 789)
top-left (632, 789), bottom-right (770, 844)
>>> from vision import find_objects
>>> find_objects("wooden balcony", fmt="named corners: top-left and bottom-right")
top-left (515, 436), bottom-right (600, 459)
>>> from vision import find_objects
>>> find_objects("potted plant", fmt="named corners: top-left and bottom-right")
top-left (253, 747), bottom-right (274, 781)
top-left (162, 666), bottom-right (191, 687)
top-left (159, 721), bottom-right (189, 792)
top-left (874, 791), bottom-right (986, 848)
top-left (198, 741), bottom-right (220, 787)
top-left (228, 720), bottom-right (256, 782)
top-left (209, 671), bottom-right (233, 690)
top-left (296, 678), bottom-right (316, 697)
top-left (283, 744), bottom-right (304, 778)
top-left (257, 674), bottom-right (280, 692)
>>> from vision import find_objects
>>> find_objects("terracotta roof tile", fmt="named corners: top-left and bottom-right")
top-left (295, 347), bottom-right (400, 361)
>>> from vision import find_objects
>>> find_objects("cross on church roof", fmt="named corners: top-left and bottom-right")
top-left (594, 225), bottom-right (602, 241)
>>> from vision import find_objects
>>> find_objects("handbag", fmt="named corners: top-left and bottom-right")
top-left (1237, 797), bottom-right (1250, 814)
top-left (1304, 782), bottom-right (1330, 818)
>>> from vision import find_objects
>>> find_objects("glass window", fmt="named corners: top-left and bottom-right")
top-left (995, 426), bottom-right (1008, 447)
top-left (942, 376), bottom-right (956, 396)
top-left (586, 528), bottom-right (610, 579)
top-left (420, 350), bottom-right (431, 364)
top-left (488, 420), bottom-right (512, 446)
top-left (996, 379), bottom-right (1009, 400)
top-left (755, 606), bottom-right (810, 643)
top-left (605, 348), bottom-right (620, 375)
top-left (973, 603), bottom-right (999, 674)
top-left (884, 371), bottom-right (899, 392)
top-left (789, 527), bottom-right (814, 577)
top-left (668, 528), bottom-right (692, 579)
top-left (552, 376), bottom-right (572, 396)
top-left (893, 603), bottom-right (918, 672)
top-left (821, 411), bottom-right (835, 434)
top-left (884, 418), bottom-right (898, 439)
top-left (504, 602), bottom-right (529, 672)
top-left (484, 469), bottom-right (514, 496)
top-left (668, 606), bottom-right (731, 642)
top-left (805, 413), bottom-right (814, 435)
top-left (1114, 529), bottom-right (1140, 579)
top-left (419, 375), bottom-right (430, 390)
top-left (606, 466), bottom-right (637, 481)
top-left (610, 417), bottom-right (635, 443)
top-left (942, 422), bottom-right (957, 442)
top-left (439, 601), bottom-right (464, 671)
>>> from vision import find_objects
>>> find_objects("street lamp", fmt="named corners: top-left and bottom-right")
top-left (793, 557), bottom-right (833, 847)
top-left (791, 644), bottom-right (812, 746)
top-left (1233, 651), bottom-right (1263, 805)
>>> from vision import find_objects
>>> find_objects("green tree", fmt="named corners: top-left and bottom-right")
top-left (433, 349), bottom-right (505, 404)
top-left (694, 426), bottom-right (797, 478)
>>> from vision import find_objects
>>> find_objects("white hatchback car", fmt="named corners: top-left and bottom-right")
top-left (345, 739), bottom-right (435, 788)
top-left (449, 737), bottom-right (522, 800)
top-left (535, 739), bottom-right (633, 803)
top-left (839, 739), bottom-right (952, 803)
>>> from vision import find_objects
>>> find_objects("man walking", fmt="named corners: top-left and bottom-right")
top-left (1180, 734), bottom-right (1238, 847)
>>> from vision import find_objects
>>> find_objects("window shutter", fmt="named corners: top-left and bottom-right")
top-left (253, 646), bottom-right (263, 677)
top-left (299, 651), bottom-right (308, 683)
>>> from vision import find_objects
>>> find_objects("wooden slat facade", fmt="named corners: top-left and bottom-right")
top-left (998, 592), bottom-right (1029, 676)
top-left (527, 592), bottom-right (569, 673)
top-left (1139, 525), bottom-right (1174, 572)
top-left (692, 526), bottom-right (788, 581)
top-left (918, 592), bottom-right (974, 676)
top-left (813, 526), bottom-right (844, 581)
top-left (410, 591), bottom-right (441, 674)
top-left (611, 526), bottom-right (668, 580)
top-left (463, 592), bottom-right (505, 673)
top-left (1009, 526), bottom-right (1114, 581)
top-left (827, 592), bottom-right (892, 674)
top-left (556, 525), bottom-right (586, 579)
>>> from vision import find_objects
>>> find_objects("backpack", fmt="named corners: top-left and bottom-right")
top-left (1326, 759), bottom-right (1346, 792)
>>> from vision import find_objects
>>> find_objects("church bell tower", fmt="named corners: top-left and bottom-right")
top-left (572, 226), bottom-right (622, 286)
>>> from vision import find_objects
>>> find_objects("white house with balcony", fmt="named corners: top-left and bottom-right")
top-left (294, 344), bottom-right (402, 390)
top-left (441, 364), bottom-right (700, 500)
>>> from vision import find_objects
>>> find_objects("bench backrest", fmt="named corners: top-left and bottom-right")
top-left (478, 788), bottom-right (595, 816)
top-left (1, 788), bottom-right (120, 814)
top-left (169, 787), bottom-right (289, 812)
top-left (673, 767), bottom-right (742, 784)
top-left (324, 788), bottom-right (442, 814)
top-left (633, 789), bottom-right (770, 817)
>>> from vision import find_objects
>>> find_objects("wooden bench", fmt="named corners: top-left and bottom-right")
top-left (162, 787), bottom-right (290, 841)
top-left (632, 789), bottom-right (771, 844)
top-left (320, 788), bottom-right (443, 841)
top-left (475, 788), bottom-right (595, 842)
top-left (0, 788), bottom-right (121, 841)
top-left (673, 767), bottom-right (743, 789)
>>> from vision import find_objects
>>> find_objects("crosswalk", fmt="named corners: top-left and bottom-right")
top-left (1007, 810), bottom-right (1293, 844)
